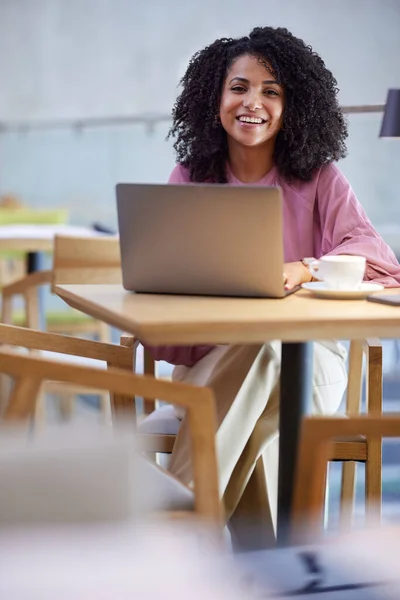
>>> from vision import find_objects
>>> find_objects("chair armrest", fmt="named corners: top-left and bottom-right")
top-left (0, 323), bottom-right (134, 368)
top-left (1, 270), bottom-right (52, 298)
top-left (119, 334), bottom-right (153, 371)
top-left (361, 338), bottom-right (382, 354)
top-left (120, 333), bottom-right (139, 348)
top-left (1, 271), bottom-right (53, 328)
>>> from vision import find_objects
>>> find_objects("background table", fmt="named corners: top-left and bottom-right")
top-left (0, 224), bottom-right (114, 253)
top-left (0, 225), bottom-right (115, 329)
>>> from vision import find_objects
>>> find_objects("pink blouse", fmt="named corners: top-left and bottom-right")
top-left (146, 162), bottom-right (400, 366)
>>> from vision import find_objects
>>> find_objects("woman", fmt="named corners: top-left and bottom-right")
top-left (147, 26), bottom-right (400, 547)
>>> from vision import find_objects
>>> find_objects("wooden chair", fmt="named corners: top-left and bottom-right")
top-left (1, 233), bottom-right (157, 368)
top-left (293, 414), bottom-right (398, 544)
top-left (0, 336), bottom-right (221, 524)
top-left (51, 235), bottom-right (173, 403)
top-left (50, 235), bottom-right (170, 416)
top-left (1, 234), bottom-right (121, 339)
top-left (1, 235), bottom-right (128, 417)
top-left (1, 235), bottom-right (175, 443)
top-left (330, 339), bottom-right (382, 527)
top-left (0, 323), bottom-right (179, 480)
top-left (0, 323), bottom-right (135, 419)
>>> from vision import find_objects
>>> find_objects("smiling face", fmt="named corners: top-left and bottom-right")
top-left (219, 54), bottom-right (284, 151)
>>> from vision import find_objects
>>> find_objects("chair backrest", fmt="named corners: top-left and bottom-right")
top-left (293, 414), bottom-right (398, 542)
top-left (51, 234), bottom-right (158, 394)
top-left (51, 235), bottom-right (122, 290)
top-left (0, 342), bottom-right (221, 523)
top-left (345, 339), bottom-right (382, 415)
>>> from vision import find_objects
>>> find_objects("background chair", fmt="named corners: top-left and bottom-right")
top-left (0, 323), bottom-right (176, 471)
top-left (332, 339), bottom-right (382, 527)
top-left (1, 235), bottom-right (126, 417)
top-left (0, 323), bottom-right (135, 418)
top-left (293, 413), bottom-right (398, 544)
top-left (1, 233), bottom-right (119, 339)
top-left (1, 234), bottom-right (173, 419)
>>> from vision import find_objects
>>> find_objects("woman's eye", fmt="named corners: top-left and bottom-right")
top-left (264, 89), bottom-right (279, 96)
top-left (231, 86), bottom-right (246, 92)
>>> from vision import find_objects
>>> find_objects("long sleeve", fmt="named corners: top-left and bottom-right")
top-left (141, 164), bottom-right (215, 367)
top-left (317, 164), bottom-right (400, 287)
top-left (145, 344), bottom-right (214, 367)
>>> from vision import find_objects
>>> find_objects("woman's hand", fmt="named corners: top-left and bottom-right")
top-left (283, 261), bottom-right (312, 290)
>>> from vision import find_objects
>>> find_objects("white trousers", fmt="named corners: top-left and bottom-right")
top-left (169, 342), bottom-right (348, 548)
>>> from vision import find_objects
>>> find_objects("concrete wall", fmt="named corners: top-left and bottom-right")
top-left (0, 0), bottom-right (399, 233)
top-left (1, 0), bottom-right (400, 119)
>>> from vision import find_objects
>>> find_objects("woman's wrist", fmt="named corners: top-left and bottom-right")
top-left (301, 257), bottom-right (316, 282)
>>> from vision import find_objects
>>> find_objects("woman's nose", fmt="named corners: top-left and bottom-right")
top-left (242, 92), bottom-right (262, 111)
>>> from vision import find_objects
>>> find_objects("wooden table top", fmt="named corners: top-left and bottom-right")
top-left (0, 225), bottom-right (114, 252)
top-left (55, 284), bottom-right (400, 345)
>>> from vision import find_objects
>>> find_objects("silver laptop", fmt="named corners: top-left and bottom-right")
top-left (116, 182), bottom-right (291, 298)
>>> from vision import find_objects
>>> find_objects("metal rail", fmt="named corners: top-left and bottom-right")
top-left (0, 105), bottom-right (385, 134)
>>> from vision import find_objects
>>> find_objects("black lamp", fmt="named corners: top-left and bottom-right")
top-left (380, 89), bottom-right (400, 138)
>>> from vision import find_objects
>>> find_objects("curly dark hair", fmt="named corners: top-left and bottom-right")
top-left (168, 26), bottom-right (348, 183)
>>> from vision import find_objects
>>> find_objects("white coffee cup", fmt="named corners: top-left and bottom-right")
top-left (309, 255), bottom-right (366, 290)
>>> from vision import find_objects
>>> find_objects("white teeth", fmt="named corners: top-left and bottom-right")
top-left (239, 116), bottom-right (264, 124)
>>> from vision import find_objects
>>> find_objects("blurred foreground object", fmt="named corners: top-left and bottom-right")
top-left (0, 424), bottom-right (144, 523)
top-left (0, 521), bottom-right (242, 600)
top-left (1, 517), bottom-right (400, 598)
top-left (0, 423), bottom-right (230, 599)
top-left (237, 525), bottom-right (400, 599)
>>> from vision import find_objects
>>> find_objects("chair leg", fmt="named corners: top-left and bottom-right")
top-left (99, 391), bottom-right (112, 423)
top-left (0, 296), bottom-right (12, 412)
top-left (97, 321), bottom-right (111, 343)
top-left (34, 384), bottom-right (47, 425)
top-left (365, 437), bottom-right (382, 525)
top-left (25, 287), bottom-right (41, 331)
top-left (339, 461), bottom-right (356, 529)
top-left (59, 390), bottom-right (75, 420)
top-left (363, 339), bottom-right (382, 526)
top-left (0, 258), bottom-right (8, 286)
top-left (143, 346), bottom-right (156, 415)
top-left (323, 462), bottom-right (330, 530)
top-left (0, 373), bottom-right (12, 416)
top-left (109, 336), bottom-right (137, 417)
top-left (346, 341), bottom-right (364, 414)
top-left (292, 435), bottom-right (329, 544)
top-left (1, 294), bottom-right (13, 325)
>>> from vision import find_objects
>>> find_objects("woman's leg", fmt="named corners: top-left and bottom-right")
top-left (169, 342), bottom-right (278, 489)
top-left (169, 341), bottom-right (347, 547)
top-left (228, 342), bottom-right (348, 549)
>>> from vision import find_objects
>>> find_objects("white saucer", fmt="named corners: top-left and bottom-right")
top-left (301, 281), bottom-right (384, 300)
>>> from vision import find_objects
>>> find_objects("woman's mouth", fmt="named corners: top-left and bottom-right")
top-left (236, 115), bottom-right (267, 126)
